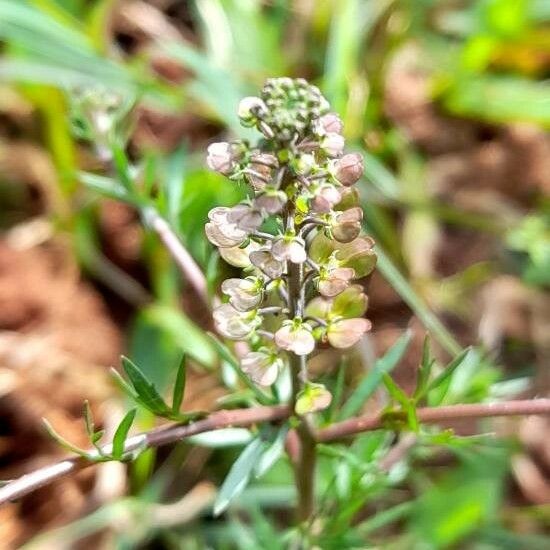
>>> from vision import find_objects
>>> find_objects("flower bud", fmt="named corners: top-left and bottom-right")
top-left (334, 153), bottom-right (363, 186)
top-left (275, 320), bottom-right (315, 356)
top-left (295, 382), bottom-right (332, 415)
top-left (250, 248), bottom-right (285, 279)
top-left (238, 96), bottom-right (267, 126)
top-left (317, 113), bottom-right (343, 135)
top-left (327, 318), bottom-right (371, 348)
top-left (213, 304), bottom-right (260, 340)
top-left (272, 237), bottom-right (307, 264)
top-left (240, 349), bottom-right (283, 386)
top-left (322, 133), bottom-right (345, 158)
top-left (206, 142), bottom-right (235, 175)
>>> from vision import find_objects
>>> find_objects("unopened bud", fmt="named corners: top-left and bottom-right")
top-left (318, 112), bottom-right (343, 135)
top-left (238, 96), bottom-right (267, 127)
top-left (334, 153), bottom-right (363, 186)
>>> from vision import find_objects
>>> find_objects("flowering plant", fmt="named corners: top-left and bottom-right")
top-left (206, 78), bottom-right (376, 415)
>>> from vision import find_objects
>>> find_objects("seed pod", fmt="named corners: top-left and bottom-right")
top-left (275, 321), bottom-right (315, 356)
top-left (331, 207), bottom-right (363, 243)
top-left (326, 318), bottom-right (371, 348)
top-left (295, 383), bottom-right (332, 415)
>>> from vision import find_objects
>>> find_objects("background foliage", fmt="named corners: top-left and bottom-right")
top-left (0, 0), bottom-right (549, 548)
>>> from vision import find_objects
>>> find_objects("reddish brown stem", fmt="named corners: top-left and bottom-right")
top-left (1, 399), bottom-right (549, 507)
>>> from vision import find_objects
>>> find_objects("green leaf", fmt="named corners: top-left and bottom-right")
top-left (382, 374), bottom-right (418, 432)
top-left (339, 330), bottom-right (413, 419)
top-left (214, 438), bottom-right (266, 516)
top-left (43, 418), bottom-right (90, 458)
top-left (428, 348), bottom-right (471, 395)
top-left (254, 427), bottom-right (288, 479)
top-left (121, 356), bottom-right (172, 416)
top-left (171, 355), bottom-right (187, 415)
top-left (83, 400), bottom-right (94, 438)
top-left (413, 335), bottom-right (436, 402)
top-left (112, 409), bottom-right (136, 460)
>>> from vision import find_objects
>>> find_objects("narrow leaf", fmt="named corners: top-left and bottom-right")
top-left (428, 348), bottom-right (471, 393)
top-left (121, 356), bottom-right (172, 416)
top-left (171, 355), bottom-right (187, 414)
top-left (43, 419), bottom-right (90, 458)
top-left (339, 330), bottom-right (413, 419)
top-left (254, 427), bottom-right (288, 479)
top-left (383, 374), bottom-right (419, 431)
top-left (413, 335), bottom-right (436, 402)
top-left (214, 438), bottom-right (265, 516)
top-left (83, 400), bottom-right (94, 438)
top-left (112, 409), bottom-right (136, 460)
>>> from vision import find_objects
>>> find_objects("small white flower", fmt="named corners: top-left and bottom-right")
top-left (226, 204), bottom-right (263, 232)
top-left (221, 277), bottom-right (263, 311)
top-left (255, 190), bottom-right (287, 214)
top-left (213, 304), bottom-right (260, 340)
top-left (271, 237), bottom-right (307, 264)
top-left (206, 142), bottom-right (235, 175)
top-left (250, 248), bottom-right (285, 279)
top-left (240, 349), bottom-right (283, 386)
top-left (275, 321), bottom-right (315, 356)
top-left (205, 206), bottom-right (249, 248)
top-left (322, 133), bottom-right (345, 158)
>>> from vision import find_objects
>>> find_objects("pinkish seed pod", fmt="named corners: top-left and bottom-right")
top-left (334, 153), bottom-right (363, 186)
top-left (295, 383), bottom-right (332, 415)
top-left (275, 322), bottom-right (315, 356)
top-left (206, 142), bottom-right (235, 175)
top-left (327, 318), bottom-right (372, 348)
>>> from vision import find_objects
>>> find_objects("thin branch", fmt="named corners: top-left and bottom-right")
top-left (2, 399), bottom-right (550, 507)
top-left (143, 207), bottom-right (209, 306)
top-left (317, 399), bottom-right (550, 442)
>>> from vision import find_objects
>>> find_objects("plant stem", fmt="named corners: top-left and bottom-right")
top-left (2, 399), bottom-right (550, 506)
top-left (287, 256), bottom-right (316, 523)
top-left (143, 207), bottom-right (209, 307)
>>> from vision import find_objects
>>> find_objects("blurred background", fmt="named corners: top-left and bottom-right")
top-left (0, 0), bottom-right (549, 548)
